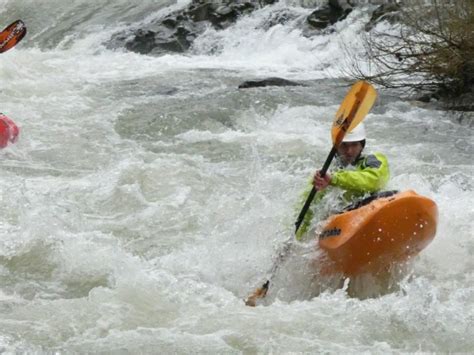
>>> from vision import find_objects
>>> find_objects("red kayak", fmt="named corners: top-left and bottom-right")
top-left (0, 113), bottom-right (20, 148)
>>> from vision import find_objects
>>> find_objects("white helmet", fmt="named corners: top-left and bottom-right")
top-left (342, 123), bottom-right (366, 142)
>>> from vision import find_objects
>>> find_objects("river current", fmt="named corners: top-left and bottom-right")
top-left (0, 0), bottom-right (472, 353)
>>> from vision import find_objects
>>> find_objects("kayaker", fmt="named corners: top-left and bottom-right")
top-left (0, 113), bottom-right (19, 148)
top-left (296, 123), bottom-right (389, 240)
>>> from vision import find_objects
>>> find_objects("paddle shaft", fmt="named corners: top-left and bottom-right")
top-left (294, 147), bottom-right (336, 233)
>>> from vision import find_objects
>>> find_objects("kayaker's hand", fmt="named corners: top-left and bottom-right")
top-left (314, 171), bottom-right (331, 190)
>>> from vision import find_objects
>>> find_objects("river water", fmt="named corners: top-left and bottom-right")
top-left (0, 0), bottom-right (473, 353)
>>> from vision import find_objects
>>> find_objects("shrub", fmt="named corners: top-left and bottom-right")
top-left (349, 0), bottom-right (474, 100)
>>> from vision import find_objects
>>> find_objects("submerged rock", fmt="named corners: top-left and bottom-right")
top-left (238, 77), bottom-right (304, 89)
top-left (365, 3), bottom-right (401, 31)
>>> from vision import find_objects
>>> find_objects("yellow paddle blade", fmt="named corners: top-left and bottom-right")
top-left (331, 81), bottom-right (377, 145)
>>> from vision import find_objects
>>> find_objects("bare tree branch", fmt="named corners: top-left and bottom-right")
top-left (346, 0), bottom-right (474, 98)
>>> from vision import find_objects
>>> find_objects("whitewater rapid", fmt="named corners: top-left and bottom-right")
top-left (0, 0), bottom-right (472, 353)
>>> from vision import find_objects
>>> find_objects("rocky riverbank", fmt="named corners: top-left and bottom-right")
top-left (106, 0), bottom-right (472, 114)
top-left (108, 0), bottom-right (396, 56)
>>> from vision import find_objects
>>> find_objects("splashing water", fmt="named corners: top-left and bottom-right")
top-left (0, 1), bottom-right (472, 352)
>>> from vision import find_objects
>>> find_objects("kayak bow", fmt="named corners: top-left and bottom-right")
top-left (318, 190), bottom-right (438, 276)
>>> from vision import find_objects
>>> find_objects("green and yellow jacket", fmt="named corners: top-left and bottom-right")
top-left (295, 152), bottom-right (389, 241)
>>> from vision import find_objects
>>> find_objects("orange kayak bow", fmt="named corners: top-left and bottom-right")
top-left (318, 190), bottom-right (438, 276)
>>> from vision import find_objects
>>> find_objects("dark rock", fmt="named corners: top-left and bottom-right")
top-left (187, 3), bottom-right (217, 22)
top-left (329, 0), bottom-right (352, 13)
top-left (161, 17), bottom-right (178, 29)
top-left (448, 92), bottom-right (474, 112)
top-left (259, 0), bottom-right (278, 5)
top-left (365, 3), bottom-right (401, 31)
top-left (110, 0), bottom-right (274, 55)
top-left (123, 25), bottom-right (195, 54)
top-left (259, 9), bottom-right (301, 31)
top-left (307, 0), bottom-right (353, 30)
top-left (414, 89), bottom-right (444, 104)
top-left (215, 6), bottom-right (233, 17)
top-left (124, 30), bottom-right (156, 55)
top-left (238, 77), bottom-right (304, 89)
top-left (181, 1), bottom-right (256, 29)
top-left (415, 93), bottom-right (433, 103)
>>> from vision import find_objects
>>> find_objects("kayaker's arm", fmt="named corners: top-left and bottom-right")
top-left (330, 153), bottom-right (389, 193)
top-left (295, 181), bottom-right (325, 241)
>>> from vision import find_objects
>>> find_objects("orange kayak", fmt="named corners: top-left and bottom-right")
top-left (318, 190), bottom-right (438, 276)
